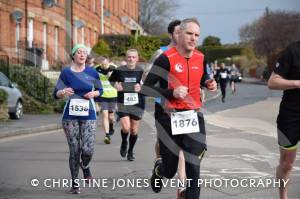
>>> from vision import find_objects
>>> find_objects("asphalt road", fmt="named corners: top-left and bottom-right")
top-left (0, 83), bottom-right (299, 199)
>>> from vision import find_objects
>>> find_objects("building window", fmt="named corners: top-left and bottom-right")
top-left (74, 26), bottom-right (78, 44)
top-left (92, 0), bottom-right (96, 12)
top-left (94, 31), bottom-right (97, 44)
top-left (43, 23), bottom-right (47, 59)
top-left (81, 27), bottom-right (85, 44)
top-left (15, 23), bottom-right (20, 52)
top-left (55, 26), bottom-right (59, 60)
top-left (28, 18), bottom-right (34, 48)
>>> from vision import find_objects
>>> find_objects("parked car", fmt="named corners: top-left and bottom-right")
top-left (0, 72), bottom-right (23, 119)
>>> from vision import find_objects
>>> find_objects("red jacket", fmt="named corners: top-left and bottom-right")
top-left (164, 47), bottom-right (204, 110)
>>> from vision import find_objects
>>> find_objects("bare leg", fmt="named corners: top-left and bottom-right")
top-left (276, 147), bottom-right (297, 199)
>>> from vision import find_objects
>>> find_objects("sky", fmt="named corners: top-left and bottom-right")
top-left (174, 0), bottom-right (300, 44)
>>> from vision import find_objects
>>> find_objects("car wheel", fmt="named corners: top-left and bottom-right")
top-left (9, 100), bottom-right (23, 119)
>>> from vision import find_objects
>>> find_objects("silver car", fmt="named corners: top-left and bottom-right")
top-left (0, 72), bottom-right (23, 119)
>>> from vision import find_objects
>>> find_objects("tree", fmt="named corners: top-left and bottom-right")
top-left (139, 0), bottom-right (178, 35)
top-left (202, 36), bottom-right (221, 47)
top-left (239, 10), bottom-right (300, 74)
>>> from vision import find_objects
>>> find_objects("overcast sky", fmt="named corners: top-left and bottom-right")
top-left (174, 0), bottom-right (300, 44)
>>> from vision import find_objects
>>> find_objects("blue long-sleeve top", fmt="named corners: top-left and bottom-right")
top-left (53, 66), bottom-right (103, 120)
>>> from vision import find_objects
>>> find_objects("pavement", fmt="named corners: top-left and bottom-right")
top-left (0, 77), bottom-right (264, 139)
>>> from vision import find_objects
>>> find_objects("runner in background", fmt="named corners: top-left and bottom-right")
top-left (94, 57), bottom-right (117, 144)
top-left (109, 49), bottom-right (145, 161)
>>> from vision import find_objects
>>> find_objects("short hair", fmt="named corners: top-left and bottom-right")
top-left (167, 20), bottom-right (181, 34)
top-left (180, 18), bottom-right (200, 31)
top-left (126, 48), bottom-right (139, 56)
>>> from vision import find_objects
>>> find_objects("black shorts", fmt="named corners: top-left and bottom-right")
top-left (155, 111), bottom-right (207, 157)
top-left (277, 108), bottom-right (300, 148)
top-left (99, 97), bottom-right (117, 112)
top-left (117, 104), bottom-right (144, 121)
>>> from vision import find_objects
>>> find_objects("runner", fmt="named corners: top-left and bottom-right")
top-left (229, 63), bottom-right (238, 94)
top-left (218, 62), bottom-right (230, 103)
top-left (144, 19), bottom-right (188, 199)
top-left (53, 44), bottom-right (103, 194)
top-left (267, 40), bottom-right (300, 199)
top-left (94, 57), bottom-right (118, 144)
top-left (109, 49), bottom-right (145, 161)
top-left (142, 18), bottom-right (217, 199)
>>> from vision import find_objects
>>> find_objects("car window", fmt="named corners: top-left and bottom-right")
top-left (0, 72), bottom-right (10, 87)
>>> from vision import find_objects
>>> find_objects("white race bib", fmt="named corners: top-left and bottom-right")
top-left (69, 99), bottom-right (89, 116)
top-left (124, 93), bottom-right (139, 105)
top-left (220, 72), bottom-right (228, 79)
top-left (171, 110), bottom-right (200, 135)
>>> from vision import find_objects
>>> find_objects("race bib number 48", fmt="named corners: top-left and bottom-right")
top-left (69, 99), bottom-right (89, 116)
top-left (171, 110), bottom-right (200, 135)
top-left (124, 93), bottom-right (139, 105)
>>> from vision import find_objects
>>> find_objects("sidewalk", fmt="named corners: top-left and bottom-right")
top-left (0, 114), bottom-right (61, 139)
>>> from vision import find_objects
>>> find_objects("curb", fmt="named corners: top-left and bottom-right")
top-left (0, 124), bottom-right (61, 139)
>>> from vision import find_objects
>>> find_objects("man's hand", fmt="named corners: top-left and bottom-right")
top-left (205, 79), bottom-right (217, 91)
top-left (173, 86), bottom-right (188, 99)
top-left (134, 83), bottom-right (141, 92)
top-left (114, 82), bottom-right (123, 91)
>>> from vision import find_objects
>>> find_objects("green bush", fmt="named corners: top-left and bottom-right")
top-left (198, 46), bottom-right (244, 63)
top-left (2, 64), bottom-right (54, 104)
top-left (92, 39), bottom-right (112, 57)
top-left (99, 34), bottom-right (170, 61)
top-left (133, 35), bottom-right (165, 60)
top-left (0, 89), bottom-right (7, 104)
top-left (101, 35), bottom-right (133, 57)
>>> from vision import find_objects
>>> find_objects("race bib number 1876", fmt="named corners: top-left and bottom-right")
top-left (171, 110), bottom-right (200, 135)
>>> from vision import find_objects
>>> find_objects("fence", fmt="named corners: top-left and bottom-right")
top-left (0, 57), bottom-right (53, 104)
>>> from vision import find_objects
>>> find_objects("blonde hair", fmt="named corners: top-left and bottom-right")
top-left (126, 48), bottom-right (139, 56)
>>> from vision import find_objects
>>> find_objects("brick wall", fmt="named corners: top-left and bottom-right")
top-left (0, 0), bottom-right (140, 69)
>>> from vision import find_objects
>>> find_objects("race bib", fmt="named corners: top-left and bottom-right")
top-left (171, 110), bottom-right (200, 135)
top-left (69, 99), bottom-right (89, 116)
top-left (124, 93), bottom-right (139, 105)
top-left (220, 72), bottom-right (228, 79)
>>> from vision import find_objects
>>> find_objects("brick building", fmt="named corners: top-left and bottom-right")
top-left (0, 0), bottom-right (142, 70)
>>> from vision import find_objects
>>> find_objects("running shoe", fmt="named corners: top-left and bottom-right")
top-left (69, 187), bottom-right (81, 194)
top-left (176, 188), bottom-right (186, 199)
top-left (104, 134), bottom-right (111, 144)
top-left (120, 140), bottom-right (128, 157)
top-left (127, 151), bottom-right (135, 161)
top-left (150, 158), bottom-right (163, 193)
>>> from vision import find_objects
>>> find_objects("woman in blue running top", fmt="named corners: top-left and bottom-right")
top-left (53, 44), bottom-right (103, 194)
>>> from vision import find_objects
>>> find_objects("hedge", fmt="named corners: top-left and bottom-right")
top-left (0, 89), bottom-right (7, 104)
top-left (99, 34), bottom-right (170, 61)
top-left (198, 46), bottom-right (244, 63)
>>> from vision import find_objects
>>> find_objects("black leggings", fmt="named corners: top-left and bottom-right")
top-left (220, 81), bottom-right (227, 99)
top-left (155, 111), bottom-right (206, 199)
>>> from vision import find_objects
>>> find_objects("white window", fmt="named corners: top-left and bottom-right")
top-left (87, 29), bottom-right (90, 47)
top-left (28, 18), bottom-right (34, 48)
top-left (92, 0), bottom-right (96, 12)
top-left (15, 23), bottom-right (20, 52)
top-left (55, 26), bottom-right (59, 60)
top-left (94, 31), bottom-right (97, 44)
top-left (74, 26), bottom-right (78, 44)
top-left (43, 23), bottom-right (47, 59)
top-left (81, 27), bottom-right (85, 44)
